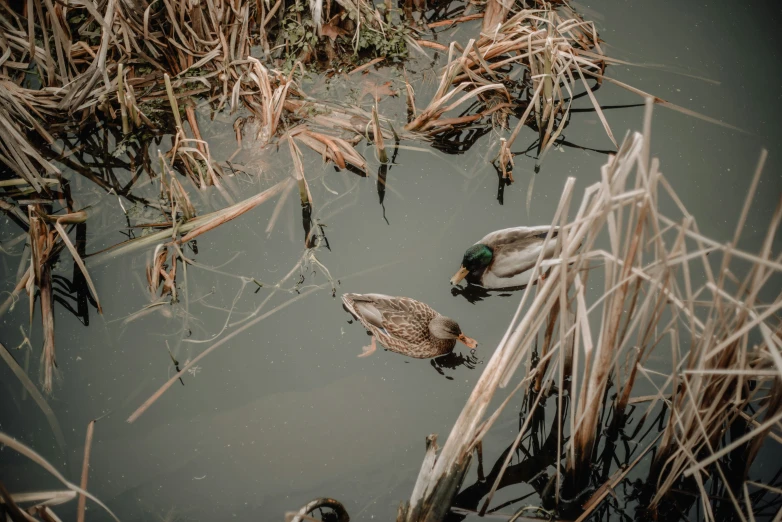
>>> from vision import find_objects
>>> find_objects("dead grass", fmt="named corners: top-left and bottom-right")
top-left (401, 100), bottom-right (781, 521)
top-left (406, 1), bottom-right (743, 173)
top-left (1, 2), bottom-right (774, 518)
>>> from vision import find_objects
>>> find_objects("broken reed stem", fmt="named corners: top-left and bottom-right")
top-left (372, 105), bottom-right (388, 164)
top-left (117, 63), bottom-right (129, 135)
top-left (0, 342), bottom-right (65, 449)
top-left (76, 420), bottom-right (95, 522)
top-left (0, 178), bottom-right (60, 188)
top-left (87, 179), bottom-right (291, 265)
top-left (405, 98), bottom-right (778, 520)
top-left (0, 269), bottom-right (31, 318)
top-left (287, 136), bottom-right (313, 213)
top-left (53, 218), bottom-right (103, 314)
top-left (39, 262), bottom-right (55, 395)
top-left (0, 431), bottom-right (120, 522)
top-left (575, 432), bottom-right (664, 522)
top-left (573, 200), bottom-right (648, 471)
top-left (164, 73), bottom-right (182, 131)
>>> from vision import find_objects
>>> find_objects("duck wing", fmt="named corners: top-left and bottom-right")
top-left (478, 226), bottom-right (558, 248)
top-left (350, 294), bottom-right (436, 343)
top-left (484, 227), bottom-right (559, 278)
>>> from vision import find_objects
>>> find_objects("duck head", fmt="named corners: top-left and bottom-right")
top-left (429, 316), bottom-right (478, 349)
top-left (450, 244), bottom-right (493, 285)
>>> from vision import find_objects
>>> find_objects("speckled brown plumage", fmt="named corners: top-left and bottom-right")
top-left (341, 293), bottom-right (458, 358)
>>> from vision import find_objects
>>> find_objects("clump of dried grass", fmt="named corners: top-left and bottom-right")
top-left (400, 100), bottom-right (781, 521)
top-left (3, 200), bottom-right (103, 395)
top-left (407, 1), bottom-right (741, 172)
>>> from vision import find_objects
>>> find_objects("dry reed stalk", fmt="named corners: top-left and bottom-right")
top-left (0, 431), bottom-right (119, 522)
top-left (404, 41), bottom-right (509, 133)
top-left (0, 0), bottom-right (320, 183)
top-left (52, 214), bottom-right (103, 314)
top-left (288, 135), bottom-right (314, 212)
top-left (403, 99), bottom-right (781, 520)
top-left (117, 64), bottom-right (130, 135)
top-left (400, 2), bottom-right (739, 175)
top-left (2, 491), bottom-right (77, 509)
top-left (246, 57), bottom-right (292, 144)
top-left (482, 0), bottom-right (510, 34)
top-left (0, 86), bottom-right (59, 191)
top-left (0, 342), bottom-right (65, 449)
top-left (427, 14), bottom-right (484, 29)
top-left (0, 481), bottom-right (30, 522)
top-left (76, 420), bottom-right (95, 522)
top-left (372, 105), bottom-right (388, 164)
top-left (399, 178), bottom-right (576, 521)
top-left (574, 432), bottom-right (663, 522)
top-left (495, 137), bottom-right (514, 182)
top-left (348, 57), bottom-right (385, 75)
top-left (88, 178), bottom-right (291, 265)
top-left (266, 181), bottom-right (296, 236)
top-left (0, 268), bottom-right (31, 318)
top-left (292, 129), bottom-right (368, 173)
top-left (478, 359), bottom-right (559, 515)
top-left (26, 204), bottom-right (58, 395)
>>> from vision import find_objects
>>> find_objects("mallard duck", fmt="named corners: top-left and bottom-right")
top-left (450, 226), bottom-right (559, 289)
top-left (341, 293), bottom-right (478, 359)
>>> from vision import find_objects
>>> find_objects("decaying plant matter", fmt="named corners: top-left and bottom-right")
top-left (401, 101), bottom-right (781, 521)
top-left (2, 2), bottom-right (774, 519)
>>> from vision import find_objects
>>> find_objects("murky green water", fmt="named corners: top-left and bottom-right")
top-left (1, 0), bottom-right (781, 520)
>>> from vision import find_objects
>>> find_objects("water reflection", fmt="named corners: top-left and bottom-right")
top-left (303, 201), bottom-right (315, 247)
top-left (375, 134), bottom-right (398, 225)
top-left (431, 124), bottom-right (492, 155)
top-left (51, 221), bottom-right (97, 325)
top-left (450, 284), bottom-right (520, 304)
top-left (446, 389), bottom-right (562, 522)
top-left (494, 163), bottom-right (513, 205)
top-left (430, 350), bottom-right (480, 380)
top-left (438, 376), bottom-right (763, 522)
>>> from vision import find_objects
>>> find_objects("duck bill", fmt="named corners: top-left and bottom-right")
top-left (450, 266), bottom-right (469, 285)
top-left (458, 333), bottom-right (478, 349)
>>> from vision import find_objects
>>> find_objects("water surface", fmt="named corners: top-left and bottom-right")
top-left (1, 0), bottom-right (781, 520)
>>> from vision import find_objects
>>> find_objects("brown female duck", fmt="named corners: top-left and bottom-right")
top-left (342, 293), bottom-right (478, 359)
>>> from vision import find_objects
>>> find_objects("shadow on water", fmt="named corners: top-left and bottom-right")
top-left (446, 388), bottom-right (564, 522)
top-left (52, 222), bottom-right (98, 326)
top-left (430, 350), bottom-right (481, 380)
top-left (494, 162), bottom-right (513, 205)
top-left (450, 284), bottom-right (524, 304)
top-left (375, 133), bottom-right (399, 225)
top-left (440, 368), bottom-right (782, 522)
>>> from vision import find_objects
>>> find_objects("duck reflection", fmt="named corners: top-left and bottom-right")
top-left (450, 284), bottom-right (519, 304)
top-left (430, 350), bottom-right (480, 380)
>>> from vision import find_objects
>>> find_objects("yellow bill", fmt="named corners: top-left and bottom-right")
top-left (450, 266), bottom-right (469, 285)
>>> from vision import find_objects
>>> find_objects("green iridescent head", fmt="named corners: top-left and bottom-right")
top-left (463, 244), bottom-right (493, 271)
top-left (451, 244), bottom-right (493, 285)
